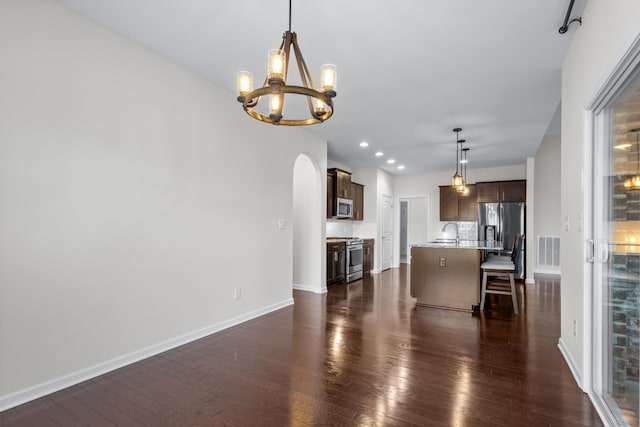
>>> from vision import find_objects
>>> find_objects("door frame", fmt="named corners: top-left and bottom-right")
top-left (397, 195), bottom-right (431, 266)
top-left (583, 31), bottom-right (640, 426)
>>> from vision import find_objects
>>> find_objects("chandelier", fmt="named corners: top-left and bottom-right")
top-left (236, 0), bottom-right (337, 126)
top-left (451, 128), bottom-right (465, 189)
top-left (624, 128), bottom-right (640, 190)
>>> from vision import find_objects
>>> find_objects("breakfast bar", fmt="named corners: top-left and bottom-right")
top-left (410, 241), bottom-right (503, 311)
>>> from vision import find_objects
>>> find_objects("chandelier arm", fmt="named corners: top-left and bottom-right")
top-left (288, 32), bottom-right (319, 117)
top-left (281, 32), bottom-right (293, 84)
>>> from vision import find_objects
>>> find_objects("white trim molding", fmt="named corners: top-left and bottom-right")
top-left (558, 337), bottom-right (585, 392)
top-left (293, 283), bottom-right (327, 294)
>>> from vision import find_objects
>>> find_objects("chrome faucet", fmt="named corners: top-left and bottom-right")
top-left (442, 222), bottom-right (459, 244)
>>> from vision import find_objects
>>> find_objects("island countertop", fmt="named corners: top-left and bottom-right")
top-left (411, 240), bottom-right (504, 250)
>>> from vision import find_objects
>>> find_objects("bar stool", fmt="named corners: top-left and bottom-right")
top-left (480, 235), bottom-right (523, 314)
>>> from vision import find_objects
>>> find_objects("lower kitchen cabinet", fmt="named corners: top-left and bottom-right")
top-left (363, 239), bottom-right (374, 275)
top-left (327, 241), bottom-right (346, 286)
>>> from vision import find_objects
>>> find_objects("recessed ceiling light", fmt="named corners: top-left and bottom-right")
top-left (375, 151), bottom-right (384, 157)
top-left (397, 165), bottom-right (405, 170)
top-left (359, 141), bottom-right (369, 147)
top-left (460, 159), bottom-right (468, 164)
top-left (387, 158), bottom-right (396, 164)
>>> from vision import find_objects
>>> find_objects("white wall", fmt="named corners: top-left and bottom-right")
top-left (293, 154), bottom-right (325, 293)
top-left (393, 165), bottom-right (526, 266)
top-left (534, 135), bottom-right (561, 275)
top-left (560, 0), bottom-right (640, 388)
top-left (0, 0), bottom-right (326, 407)
top-left (408, 198), bottom-right (429, 245)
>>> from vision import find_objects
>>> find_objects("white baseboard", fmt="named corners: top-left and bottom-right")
top-left (0, 298), bottom-right (294, 412)
top-left (525, 278), bottom-right (535, 284)
top-left (558, 337), bottom-right (585, 392)
top-left (534, 267), bottom-right (562, 275)
top-left (293, 283), bottom-right (327, 294)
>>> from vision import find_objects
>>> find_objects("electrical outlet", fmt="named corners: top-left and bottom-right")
top-left (573, 320), bottom-right (577, 336)
top-left (234, 288), bottom-right (242, 300)
top-left (439, 257), bottom-right (446, 267)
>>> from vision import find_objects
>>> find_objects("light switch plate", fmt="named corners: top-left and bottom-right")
top-left (439, 257), bottom-right (446, 267)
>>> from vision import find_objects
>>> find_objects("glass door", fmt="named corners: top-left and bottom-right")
top-left (592, 72), bottom-right (640, 427)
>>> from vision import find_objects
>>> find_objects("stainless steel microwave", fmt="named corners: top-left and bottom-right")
top-left (336, 197), bottom-right (353, 218)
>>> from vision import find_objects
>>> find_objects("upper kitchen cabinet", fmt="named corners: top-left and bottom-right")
top-left (458, 184), bottom-right (477, 220)
top-left (330, 168), bottom-right (352, 199)
top-left (439, 184), bottom-right (477, 221)
top-left (327, 168), bottom-right (364, 220)
top-left (476, 180), bottom-right (526, 203)
top-left (351, 182), bottom-right (364, 221)
top-left (327, 172), bottom-right (334, 218)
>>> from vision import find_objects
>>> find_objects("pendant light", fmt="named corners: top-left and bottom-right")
top-left (624, 128), bottom-right (640, 190)
top-left (452, 128), bottom-right (465, 188)
top-left (460, 147), bottom-right (470, 196)
top-left (236, 0), bottom-right (337, 126)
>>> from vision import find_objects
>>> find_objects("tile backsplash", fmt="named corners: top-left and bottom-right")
top-left (440, 221), bottom-right (477, 240)
top-left (326, 220), bottom-right (353, 238)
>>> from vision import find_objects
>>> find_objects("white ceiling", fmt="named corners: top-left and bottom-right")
top-left (59, 0), bottom-right (584, 175)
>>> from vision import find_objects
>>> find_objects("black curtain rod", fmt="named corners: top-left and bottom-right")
top-left (559, 0), bottom-right (582, 34)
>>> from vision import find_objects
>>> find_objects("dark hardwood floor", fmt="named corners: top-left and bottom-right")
top-left (1, 266), bottom-right (603, 426)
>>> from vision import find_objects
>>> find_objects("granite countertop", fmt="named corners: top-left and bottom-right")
top-left (411, 240), bottom-right (504, 250)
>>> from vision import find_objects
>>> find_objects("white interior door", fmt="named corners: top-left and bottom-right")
top-left (381, 195), bottom-right (393, 271)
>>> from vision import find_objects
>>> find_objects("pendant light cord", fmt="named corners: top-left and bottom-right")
top-left (289, 0), bottom-right (292, 32)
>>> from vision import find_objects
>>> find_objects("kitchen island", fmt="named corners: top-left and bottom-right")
top-left (410, 241), bottom-right (503, 311)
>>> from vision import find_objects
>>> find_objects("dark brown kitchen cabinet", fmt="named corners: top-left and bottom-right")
top-left (363, 239), bottom-right (374, 275)
top-left (351, 182), bottom-right (364, 220)
top-left (327, 168), bottom-right (365, 219)
top-left (330, 168), bottom-right (352, 199)
top-left (457, 184), bottom-right (477, 220)
top-left (327, 241), bottom-right (346, 286)
top-left (439, 184), bottom-right (477, 221)
top-left (476, 180), bottom-right (526, 202)
top-left (327, 172), bottom-right (334, 218)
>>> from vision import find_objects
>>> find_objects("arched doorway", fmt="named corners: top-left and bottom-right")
top-left (292, 154), bottom-right (324, 293)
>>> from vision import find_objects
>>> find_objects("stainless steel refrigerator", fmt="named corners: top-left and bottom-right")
top-left (477, 202), bottom-right (525, 279)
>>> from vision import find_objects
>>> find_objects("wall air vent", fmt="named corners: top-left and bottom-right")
top-left (537, 236), bottom-right (560, 267)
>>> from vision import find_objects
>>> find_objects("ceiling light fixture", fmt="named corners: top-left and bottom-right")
top-left (452, 128), bottom-right (465, 189)
top-left (397, 165), bottom-right (405, 170)
top-left (360, 142), bottom-right (369, 147)
top-left (375, 151), bottom-right (384, 157)
top-left (236, 0), bottom-right (336, 126)
top-left (387, 159), bottom-right (396, 164)
top-left (624, 128), bottom-right (640, 190)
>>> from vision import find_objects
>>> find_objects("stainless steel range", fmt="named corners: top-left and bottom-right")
top-left (345, 238), bottom-right (363, 282)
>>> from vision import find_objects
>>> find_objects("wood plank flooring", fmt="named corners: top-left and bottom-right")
top-left (1, 266), bottom-right (603, 426)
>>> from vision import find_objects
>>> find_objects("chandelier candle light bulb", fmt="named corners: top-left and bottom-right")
top-left (236, 71), bottom-right (253, 97)
top-left (321, 64), bottom-right (337, 92)
top-left (268, 49), bottom-right (286, 83)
